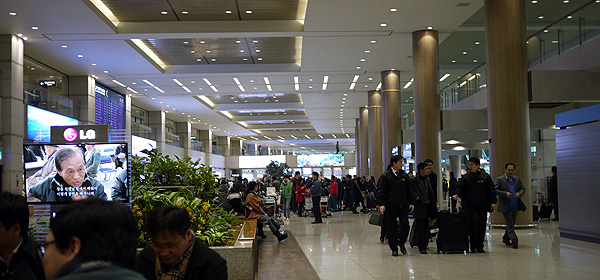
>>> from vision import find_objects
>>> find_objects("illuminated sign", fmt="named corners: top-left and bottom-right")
top-left (402, 143), bottom-right (414, 158)
top-left (297, 154), bottom-right (344, 167)
top-left (50, 125), bottom-right (109, 144)
top-left (39, 80), bottom-right (57, 87)
top-left (391, 146), bottom-right (399, 156)
top-left (239, 155), bottom-right (286, 168)
top-left (94, 84), bottom-right (108, 97)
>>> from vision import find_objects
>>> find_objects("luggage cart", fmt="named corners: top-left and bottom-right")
top-left (321, 196), bottom-right (332, 217)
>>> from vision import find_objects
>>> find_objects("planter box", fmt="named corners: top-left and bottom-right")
top-left (210, 220), bottom-right (258, 280)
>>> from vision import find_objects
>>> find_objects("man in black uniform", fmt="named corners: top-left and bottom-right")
top-left (453, 157), bottom-right (497, 253)
top-left (376, 155), bottom-right (415, 256)
top-left (424, 159), bottom-right (438, 200)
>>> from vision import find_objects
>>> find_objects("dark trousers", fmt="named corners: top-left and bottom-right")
top-left (380, 212), bottom-right (387, 239)
top-left (312, 196), bottom-right (322, 222)
top-left (385, 206), bottom-right (410, 252)
top-left (551, 196), bottom-right (559, 219)
top-left (502, 206), bottom-right (519, 245)
top-left (257, 219), bottom-right (279, 237)
top-left (467, 209), bottom-right (488, 250)
top-left (297, 201), bottom-right (305, 217)
top-left (414, 218), bottom-right (429, 250)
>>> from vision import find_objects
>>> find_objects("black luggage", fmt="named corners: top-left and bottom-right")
top-left (539, 203), bottom-right (553, 220)
top-left (532, 205), bottom-right (539, 221)
top-left (436, 205), bottom-right (469, 254)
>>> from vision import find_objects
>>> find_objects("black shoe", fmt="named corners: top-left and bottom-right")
top-left (392, 251), bottom-right (399, 257)
top-left (311, 221), bottom-right (322, 224)
top-left (476, 248), bottom-right (485, 253)
top-left (380, 236), bottom-right (385, 243)
top-left (277, 233), bottom-right (288, 242)
top-left (551, 218), bottom-right (559, 221)
top-left (503, 240), bottom-right (512, 246)
top-left (258, 234), bottom-right (267, 239)
top-left (400, 244), bottom-right (407, 254)
top-left (471, 248), bottom-right (478, 253)
top-left (352, 211), bottom-right (359, 214)
top-left (512, 243), bottom-right (518, 249)
top-left (419, 249), bottom-right (428, 254)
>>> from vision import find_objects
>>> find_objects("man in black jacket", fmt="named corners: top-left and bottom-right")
top-left (135, 206), bottom-right (227, 280)
top-left (376, 155), bottom-right (415, 256)
top-left (449, 171), bottom-right (458, 212)
top-left (0, 192), bottom-right (44, 280)
top-left (453, 157), bottom-right (497, 253)
top-left (411, 162), bottom-right (437, 254)
top-left (424, 159), bottom-right (438, 200)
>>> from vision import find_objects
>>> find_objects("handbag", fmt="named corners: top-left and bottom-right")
top-left (242, 200), bottom-right (253, 211)
top-left (355, 181), bottom-right (366, 198)
top-left (369, 212), bottom-right (384, 226)
top-left (227, 192), bottom-right (241, 200)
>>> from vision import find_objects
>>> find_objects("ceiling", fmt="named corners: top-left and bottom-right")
top-left (1, 0), bottom-right (595, 154)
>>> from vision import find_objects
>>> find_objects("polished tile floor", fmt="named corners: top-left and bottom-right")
top-left (284, 211), bottom-right (600, 280)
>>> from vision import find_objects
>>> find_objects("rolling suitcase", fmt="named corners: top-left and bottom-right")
top-left (539, 203), bottom-right (553, 220)
top-left (436, 199), bottom-right (469, 254)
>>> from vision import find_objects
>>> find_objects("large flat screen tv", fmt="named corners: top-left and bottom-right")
top-left (27, 105), bottom-right (79, 142)
top-left (24, 143), bottom-right (129, 204)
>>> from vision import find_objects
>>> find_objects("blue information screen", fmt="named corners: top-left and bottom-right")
top-left (94, 84), bottom-right (125, 130)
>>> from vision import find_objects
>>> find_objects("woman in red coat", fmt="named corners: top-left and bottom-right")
top-left (295, 178), bottom-right (306, 217)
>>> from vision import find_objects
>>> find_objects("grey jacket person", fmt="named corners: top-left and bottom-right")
top-left (85, 148), bottom-right (101, 178)
top-left (310, 180), bottom-right (322, 198)
top-left (28, 152), bottom-right (57, 185)
top-left (495, 175), bottom-right (526, 213)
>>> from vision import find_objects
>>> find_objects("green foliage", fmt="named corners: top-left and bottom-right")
top-left (131, 149), bottom-right (240, 247)
top-left (265, 160), bottom-right (290, 181)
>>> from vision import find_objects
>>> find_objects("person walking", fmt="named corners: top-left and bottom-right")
top-left (411, 162), bottom-right (437, 254)
top-left (453, 157), bottom-right (497, 253)
top-left (376, 155), bottom-right (415, 256)
top-left (329, 176), bottom-right (339, 212)
top-left (495, 163), bottom-right (526, 249)
top-left (548, 166), bottom-right (559, 221)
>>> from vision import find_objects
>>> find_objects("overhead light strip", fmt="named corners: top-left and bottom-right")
top-left (197, 95), bottom-right (215, 107)
top-left (233, 77), bottom-right (246, 92)
top-left (376, 82), bottom-right (382, 90)
top-left (112, 80), bottom-right (126, 87)
top-left (126, 87), bottom-right (138, 94)
top-left (294, 76), bottom-right (299, 91)
top-left (403, 78), bottom-right (414, 89)
top-left (439, 73), bottom-right (451, 82)
top-left (263, 77), bottom-right (272, 91)
top-left (220, 111), bottom-right (233, 119)
top-left (332, 134), bottom-right (337, 138)
top-left (322, 75), bottom-right (329, 91)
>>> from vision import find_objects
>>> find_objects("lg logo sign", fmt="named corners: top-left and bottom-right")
top-left (63, 128), bottom-right (97, 142)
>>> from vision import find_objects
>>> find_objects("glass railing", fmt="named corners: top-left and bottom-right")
top-left (442, 1), bottom-right (600, 109)
top-left (212, 145), bottom-right (224, 156)
top-left (131, 122), bottom-right (152, 140)
top-left (165, 132), bottom-right (180, 147)
top-left (401, 109), bottom-right (415, 130)
top-left (23, 82), bottom-right (80, 119)
top-left (191, 140), bottom-right (203, 152)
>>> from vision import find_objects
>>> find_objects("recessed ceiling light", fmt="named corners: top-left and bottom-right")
top-left (253, 40), bottom-right (259, 43)
top-left (61, 45), bottom-right (68, 48)
top-left (243, 58), bottom-right (248, 61)
top-left (390, 8), bottom-right (397, 12)
top-left (544, 29), bottom-right (549, 33)
top-left (211, 58), bottom-right (216, 61)
top-left (182, 11), bottom-right (189, 14)
top-left (532, 0), bottom-right (538, 3)
top-left (370, 40), bottom-right (377, 44)
top-left (161, 11), bottom-right (167, 15)
top-left (380, 23), bottom-right (387, 27)
top-left (473, 59), bottom-right (478, 63)
top-left (77, 54), bottom-right (84, 58)
top-left (356, 66), bottom-right (361, 69)
top-left (200, 41), bottom-right (206, 44)
top-left (246, 10), bottom-right (252, 14)
top-left (452, 60), bottom-right (456, 63)
top-left (152, 97), bottom-right (155, 100)
top-left (256, 49), bottom-right (261, 53)
top-left (236, 40), bottom-right (241, 44)
top-left (132, 82), bottom-right (136, 84)
top-left (32, 26), bottom-right (39, 30)
top-left (8, 12), bottom-right (16, 16)
top-left (206, 50), bottom-right (211, 53)
top-left (475, 41), bottom-right (480, 45)
top-left (190, 50), bottom-right (196, 53)
top-left (365, 50), bottom-right (371, 53)
top-left (538, 15), bottom-right (544, 19)
top-left (91, 63), bottom-right (97, 66)
top-left (567, 15), bottom-right (573, 19)
top-left (103, 70), bottom-right (108, 73)
top-left (563, 0), bottom-right (569, 3)
top-left (257, 58), bottom-right (263, 61)
top-left (364, 84), bottom-right (368, 88)
top-left (309, 85), bottom-right (313, 89)
top-left (240, 50), bottom-right (244, 52)
top-left (427, 26), bottom-right (433, 30)
top-left (360, 58), bottom-right (366, 62)
top-left (196, 58), bottom-right (202, 62)
top-left (368, 77), bottom-right (373, 81)
top-left (183, 41), bottom-right (189, 44)
top-left (225, 10), bottom-right (232, 14)
top-left (462, 51), bottom-right (467, 55)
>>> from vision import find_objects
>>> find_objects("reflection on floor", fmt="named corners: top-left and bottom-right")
top-left (279, 211), bottom-right (600, 280)
top-left (255, 232), bottom-right (320, 280)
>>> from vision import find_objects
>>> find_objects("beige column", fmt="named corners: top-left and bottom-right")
top-left (176, 122), bottom-right (191, 157)
top-left (355, 118), bottom-right (360, 173)
top-left (199, 130), bottom-right (212, 166)
top-left (485, 0), bottom-right (532, 225)
top-left (69, 76), bottom-right (95, 125)
top-left (368, 90), bottom-right (383, 178)
top-left (0, 35), bottom-right (24, 193)
top-left (381, 70), bottom-right (402, 170)
top-left (231, 139), bottom-right (242, 156)
top-left (413, 29), bottom-right (442, 203)
top-left (216, 136), bottom-right (231, 157)
top-left (449, 155), bottom-right (462, 176)
top-left (148, 111), bottom-right (165, 154)
top-left (359, 107), bottom-right (369, 177)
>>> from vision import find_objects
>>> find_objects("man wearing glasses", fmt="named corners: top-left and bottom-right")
top-left (0, 192), bottom-right (44, 280)
top-left (41, 198), bottom-right (144, 280)
top-left (135, 206), bottom-right (227, 280)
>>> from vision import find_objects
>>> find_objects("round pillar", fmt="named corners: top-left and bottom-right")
top-left (368, 90), bottom-right (383, 178)
top-left (381, 70), bottom-right (402, 171)
top-left (359, 107), bottom-right (369, 177)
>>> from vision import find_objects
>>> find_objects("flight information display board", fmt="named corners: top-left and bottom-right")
top-left (94, 83), bottom-right (125, 130)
